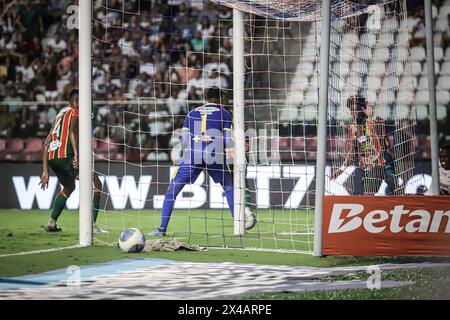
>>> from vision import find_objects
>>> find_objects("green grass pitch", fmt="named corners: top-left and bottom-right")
top-left (1, 209), bottom-right (449, 299)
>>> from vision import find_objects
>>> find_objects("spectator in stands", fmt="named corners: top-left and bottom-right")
top-left (0, 4), bottom-right (17, 34)
top-left (177, 16), bottom-right (195, 40)
top-left (47, 32), bottom-right (67, 54)
top-left (15, 0), bottom-right (44, 43)
top-left (41, 61), bottom-right (59, 101)
top-left (207, 68), bottom-right (228, 89)
top-left (117, 31), bottom-right (135, 56)
top-left (440, 14), bottom-right (450, 47)
top-left (3, 86), bottom-right (24, 121)
top-left (174, 55), bottom-right (196, 85)
top-left (411, 8), bottom-right (426, 46)
top-left (0, 105), bottom-right (15, 138)
top-left (14, 71), bottom-right (26, 97)
top-left (15, 55), bottom-right (35, 84)
top-left (190, 30), bottom-right (208, 52)
top-left (0, 74), bottom-right (7, 99)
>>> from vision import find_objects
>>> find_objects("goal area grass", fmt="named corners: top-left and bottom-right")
top-left (1, 209), bottom-right (449, 299)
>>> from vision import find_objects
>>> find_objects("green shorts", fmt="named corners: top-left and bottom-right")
top-left (49, 157), bottom-right (78, 185)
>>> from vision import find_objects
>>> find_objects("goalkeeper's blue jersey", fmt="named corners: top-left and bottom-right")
top-left (180, 103), bottom-right (233, 166)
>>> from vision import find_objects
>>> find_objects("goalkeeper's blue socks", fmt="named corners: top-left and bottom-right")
top-left (160, 180), bottom-right (180, 232)
top-left (224, 184), bottom-right (234, 217)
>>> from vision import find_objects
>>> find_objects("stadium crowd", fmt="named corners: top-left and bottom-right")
top-left (0, 0), bottom-right (449, 161)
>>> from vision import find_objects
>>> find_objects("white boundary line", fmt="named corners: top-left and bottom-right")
top-left (208, 246), bottom-right (312, 255)
top-left (0, 245), bottom-right (82, 258)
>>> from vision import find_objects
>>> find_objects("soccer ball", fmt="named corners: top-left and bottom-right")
top-left (118, 228), bottom-right (146, 253)
top-left (244, 208), bottom-right (257, 230)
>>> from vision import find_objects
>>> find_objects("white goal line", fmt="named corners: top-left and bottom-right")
top-left (0, 245), bottom-right (82, 258)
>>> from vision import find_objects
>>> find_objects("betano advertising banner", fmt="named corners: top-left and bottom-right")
top-left (323, 196), bottom-right (450, 256)
top-left (0, 161), bottom-right (436, 210)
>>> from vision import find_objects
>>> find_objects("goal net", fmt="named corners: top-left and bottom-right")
top-left (89, 0), bottom-right (417, 253)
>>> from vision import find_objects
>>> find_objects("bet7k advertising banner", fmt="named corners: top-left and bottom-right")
top-left (323, 196), bottom-right (450, 256)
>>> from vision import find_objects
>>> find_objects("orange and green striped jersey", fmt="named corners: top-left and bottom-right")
top-left (48, 106), bottom-right (78, 160)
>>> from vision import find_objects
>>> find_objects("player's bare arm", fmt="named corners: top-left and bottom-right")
top-left (39, 134), bottom-right (51, 190)
top-left (70, 116), bottom-right (79, 169)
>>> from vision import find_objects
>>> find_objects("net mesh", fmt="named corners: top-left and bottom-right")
top-left (90, 0), bottom-right (417, 252)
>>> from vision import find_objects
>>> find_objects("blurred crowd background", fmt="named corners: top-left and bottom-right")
top-left (0, 0), bottom-right (448, 161)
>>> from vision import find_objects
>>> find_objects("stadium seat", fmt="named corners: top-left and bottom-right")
top-left (112, 153), bottom-right (125, 161)
top-left (397, 46), bottom-right (409, 61)
top-left (338, 48), bottom-right (354, 63)
top-left (397, 89), bottom-right (414, 105)
top-left (2, 138), bottom-right (24, 161)
top-left (279, 106), bottom-right (300, 121)
top-left (411, 61), bottom-right (422, 76)
top-left (24, 138), bottom-right (42, 154)
top-left (437, 75), bottom-right (450, 89)
top-left (435, 18), bottom-right (449, 32)
top-left (277, 137), bottom-right (289, 149)
top-left (422, 61), bottom-right (440, 75)
top-left (301, 47), bottom-right (316, 63)
top-left (56, 79), bottom-right (70, 93)
top-left (381, 76), bottom-right (399, 91)
top-left (356, 47), bottom-right (373, 62)
top-left (374, 106), bottom-right (390, 120)
top-left (299, 61), bottom-right (315, 77)
top-left (97, 138), bottom-right (119, 152)
top-left (379, 32), bottom-right (395, 48)
top-left (407, 17), bottom-right (420, 33)
top-left (418, 76), bottom-right (429, 90)
top-left (373, 47), bottom-right (390, 62)
top-left (335, 107), bottom-right (352, 122)
top-left (395, 104), bottom-right (411, 120)
top-left (415, 90), bottom-right (429, 105)
top-left (445, 47), bottom-right (450, 61)
top-left (367, 76), bottom-right (381, 92)
top-left (291, 137), bottom-right (305, 149)
top-left (305, 136), bottom-right (317, 151)
top-left (436, 90), bottom-right (450, 104)
top-left (437, 105), bottom-right (447, 121)
top-left (351, 61), bottom-right (368, 75)
top-left (411, 46), bottom-right (426, 62)
top-left (5, 138), bottom-right (24, 153)
top-left (415, 105), bottom-right (429, 121)
top-left (439, 5), bottom-right (450, 18)
top-left (433, 47), bottom-right (444, 62)
top-left (401, 75), bottom-right (418, 89)
top-left (386, 60), bottom-right (404, 76)
top-left (300, 105), bottom-right (317, 122)
top-left (360, 32), bottom-right (377, 48)
top-left (369, 62), bottom-right (386, 77)
top-left (440, 61), bottom-right (450, 75)
top-left (303, 91), bottom-right (318, 106)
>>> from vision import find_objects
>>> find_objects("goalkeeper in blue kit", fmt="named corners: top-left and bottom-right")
top-left (149, 87), bottom-right (236, 236)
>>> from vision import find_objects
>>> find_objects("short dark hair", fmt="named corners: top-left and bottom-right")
top-left (205, 87), bottom-right (221, 102)
top-left (347, 95), bottom-right (367, 112)
top-left (69, 89), bottom-right (79, 101)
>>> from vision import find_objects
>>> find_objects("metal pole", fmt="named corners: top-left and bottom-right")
top-left (313, 0), bottom-right (332, 256)
top-left (424, 0), bottom-right (440, 195)
top-left (79, 0), bottom-right (93, 246)
top-left (233, 9), bottom-right (246, 235)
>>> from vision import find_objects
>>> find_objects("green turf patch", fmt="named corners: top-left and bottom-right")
top-left (241, 266), bottom-right (450, 300)
top-left (1, 208), bottom-right (450, 301)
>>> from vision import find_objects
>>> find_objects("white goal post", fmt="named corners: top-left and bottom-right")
top-left (79, 0), bottom-right (93, 246)
top-left (77, 0), bottom-right (441, 255)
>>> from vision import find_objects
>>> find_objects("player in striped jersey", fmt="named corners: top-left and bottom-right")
top-left (333, 96), bottom-right (397, 195)
top-left (39, 89), bottom-right (105, 233)
top-left (439, 144), bottom-right (450, 195)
